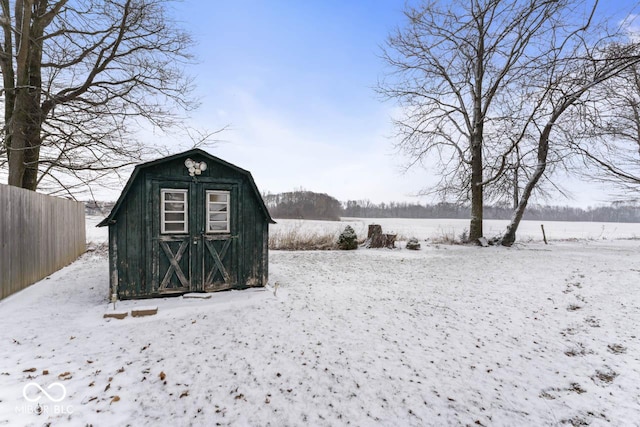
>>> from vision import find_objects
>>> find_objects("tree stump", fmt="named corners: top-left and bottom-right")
top-left (367, 224), bottom-right (384, 248)
top-left (383, 234), bottom-right (397, 249)
top-left (367, 224), bottom-right (382, 238)
top-left (366, 224), bottom-right (396, 248)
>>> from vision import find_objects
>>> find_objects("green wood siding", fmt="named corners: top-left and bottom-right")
top-left (112, 174), bottom-right (148, 298)
top-left (105, 150), bottom-right (271, 299)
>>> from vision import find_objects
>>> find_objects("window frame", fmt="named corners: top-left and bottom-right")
top-left (160, 188), bottom-right (188, 234)
top-left (206, 190), bottom-right (230, 234)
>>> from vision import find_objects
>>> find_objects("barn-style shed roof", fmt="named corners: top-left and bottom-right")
top-left (97, 148), bottom-right (275, 227)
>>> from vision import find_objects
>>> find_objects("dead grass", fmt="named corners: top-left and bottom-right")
top-left (269, 227), bottom-right (339, 250)
top-left (429, 227), bottom-right (470, 245)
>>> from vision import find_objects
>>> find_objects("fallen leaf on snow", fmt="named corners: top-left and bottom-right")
top-left (58, 372), bottom-right (72, 380)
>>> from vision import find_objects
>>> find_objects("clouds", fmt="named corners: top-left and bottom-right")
top-left (620, 13), bottom-right (640, 41)
top-left (205, 89), bottom-right (426, 203)
top-left (159, 1), bottom-right (433, 203)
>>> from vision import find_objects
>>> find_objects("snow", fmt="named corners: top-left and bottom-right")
top-left (1, 217), bottom-right (639, 426)
top-left (272, 217), bottom-right (640, 242)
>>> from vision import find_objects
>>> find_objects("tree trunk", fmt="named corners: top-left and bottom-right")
top-left (0, 0), bottom-right (16, 165)
top-left (7, 0), bottom-right (32, 187)
top-left (512, 168), bottom-right (519, 210)
top-left (7, 92), bottom-right (41, 190)
top-left (469, 26), bottom-right (485, 242)
top-left (469, 131), bottom-right (484, 241)
top-left (22, 6), bottom-right (45, 191)
top-left (7, 0), bottom-right (46, 190)
top-left (502, 124), bottom-right (552, 246)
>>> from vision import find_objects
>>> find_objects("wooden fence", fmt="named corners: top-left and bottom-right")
top-left (0, 184), bottom-right (86, 300)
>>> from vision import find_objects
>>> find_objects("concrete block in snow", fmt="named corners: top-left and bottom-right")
top-left (131, 306), bottom-right (158, 317)
top-left (103, 311), bottom-right (128, 320)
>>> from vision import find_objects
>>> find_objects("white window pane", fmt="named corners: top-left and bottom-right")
top-left (165, 222), bottom-right (186, 232)
top-left (165, 192), bottom-right (185, 201)
top-left (165, 212), bottom-right (185, 221)
top-left (209, 222), bottom-right (227, 232)
top-left (209, 193), bottom-right (228, 203)
top-left (209, 212), bottom-right (227, 222)
top-left (209, 203), bottom-right (227, 212)
top-left (165, 202), bottom-right (185, 212)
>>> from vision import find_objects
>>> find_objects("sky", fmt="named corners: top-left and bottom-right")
top-left (151, 0), bottom-right (640, 208)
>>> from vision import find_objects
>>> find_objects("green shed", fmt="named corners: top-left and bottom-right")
top-left (97, 149), bottom-right (275, 300)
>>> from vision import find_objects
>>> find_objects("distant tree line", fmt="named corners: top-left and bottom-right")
top-left (262, 190), bottom-right (640, 223)
top-left (263, 190), bottom-right (342, 221)
top-left (342, 200), bottom-right (640, 223)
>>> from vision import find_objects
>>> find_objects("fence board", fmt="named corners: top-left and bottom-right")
top-left (0, 184), bottom-right (86, 300)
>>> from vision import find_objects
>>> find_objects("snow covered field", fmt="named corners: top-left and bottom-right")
top-left (272, 217), bottom-right (640, 243)
top-left (1, 217), bottom-right (639, 426)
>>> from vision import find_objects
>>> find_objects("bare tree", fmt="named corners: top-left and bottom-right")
top-left (565, 53), bottom-right (640, 195)
top-left (379, 0), bottom-right (572, 241)
top-left (500, 38), bottom-right (640, 246)
top-left (0, 0), bottom-right (199, 195)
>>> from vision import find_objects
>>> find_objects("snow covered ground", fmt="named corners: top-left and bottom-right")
top-left (0, 217), bottom-right (639, 426)
top-left (272, 217), bottom-right (640, 243)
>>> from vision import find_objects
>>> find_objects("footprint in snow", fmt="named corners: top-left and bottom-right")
top-left (607, 343), bottom-right (626, 354)
top-left (584, 316), bottom-right (600, 328)
top-left (591, 367), bottom-right (618, 386)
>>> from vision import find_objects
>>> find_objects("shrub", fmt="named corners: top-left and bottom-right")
top-left (405, 237), bottom-right (421, 250)
top-left (337, 225), bottom-right (358, 250)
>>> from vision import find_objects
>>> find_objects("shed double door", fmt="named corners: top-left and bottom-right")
top-left (151, 181), bottom-right (238, 294)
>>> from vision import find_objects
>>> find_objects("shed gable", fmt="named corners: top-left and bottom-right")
top-left (98, 149), bottom-right (274, 226)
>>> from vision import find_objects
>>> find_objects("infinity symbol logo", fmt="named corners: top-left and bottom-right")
top-left (23, 382), bottom-right (67, 403)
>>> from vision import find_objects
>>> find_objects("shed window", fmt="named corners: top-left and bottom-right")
top-left (161, 189), bottom-right (188, 233)
top-left (206, 191), bottom-right (229, 233)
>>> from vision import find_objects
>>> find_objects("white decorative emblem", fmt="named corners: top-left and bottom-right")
top-left (184, 158), bottom-right (208, 176)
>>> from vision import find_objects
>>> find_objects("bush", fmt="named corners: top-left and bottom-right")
top-left (337, 225), bottom-right (358, 250)
top-left (405, 237), bottom-right (421, 250)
